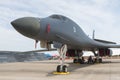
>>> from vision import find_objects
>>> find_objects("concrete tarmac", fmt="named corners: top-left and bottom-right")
top-left (0, 59), bottom-right (119, 80)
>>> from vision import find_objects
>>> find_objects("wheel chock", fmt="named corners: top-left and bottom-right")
top-left (53, 72), bottom-right (70, 75)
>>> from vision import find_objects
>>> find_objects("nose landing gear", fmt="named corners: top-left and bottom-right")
top-left (53, 44), bottom-right (70, 75)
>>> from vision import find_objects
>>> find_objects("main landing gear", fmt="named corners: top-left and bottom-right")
top-left (93, 51), bottom-right (102, 63)
top-left (73, 50), bottom-right (84, 64)
top-left (53, 44), bottom-right (70, 75)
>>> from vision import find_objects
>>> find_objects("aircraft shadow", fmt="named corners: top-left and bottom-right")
top-left (68, 63), bottom-right (94, 72)
top-left (46, 59), bottom-right (120, 77)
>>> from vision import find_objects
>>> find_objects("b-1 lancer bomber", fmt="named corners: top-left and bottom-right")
top-left (11, 14), bottom-right (120, 73)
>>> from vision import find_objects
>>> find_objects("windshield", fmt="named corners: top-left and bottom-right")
top-left (49, 15), bottom-right (67, 21)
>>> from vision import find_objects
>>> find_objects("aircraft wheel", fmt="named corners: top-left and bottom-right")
top-left (57, 65), bottom-right (61, 72)
top-left (94, 58), bottom-right (97, 63)
top-left (56, 65), bottom-right (68, 72)
top-left (63, 65), bottom-right (67, 72)
top-left (99, 58), bottom-right (102, 63)
top-left (73, 59), bottom-right (77, 63)
top-left (78, 59), bottom-right (83, 64)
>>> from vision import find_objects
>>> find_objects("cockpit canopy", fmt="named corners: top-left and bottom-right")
top-left (49, 14), bottom-right (67, 21)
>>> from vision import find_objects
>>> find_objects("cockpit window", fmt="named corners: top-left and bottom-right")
top-left (49, 15), bottom-right (67, 21)
top-left (49, 15), bottom-right (61, 19)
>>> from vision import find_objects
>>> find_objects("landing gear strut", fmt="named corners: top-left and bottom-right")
top-left (56, 44), bottom-right (68, 73)
top-left (93, 51), bottom-right (102, 63)
top-left (73, 50), bottom-right (84, 64)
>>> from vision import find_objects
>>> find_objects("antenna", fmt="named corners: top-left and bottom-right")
top-left (92, 30), bottom-right (95, 39)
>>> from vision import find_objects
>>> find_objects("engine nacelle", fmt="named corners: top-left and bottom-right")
top-left (98, 48), bottom-right (113, 57)
top-left (66, 49), bottom-right (83, 57)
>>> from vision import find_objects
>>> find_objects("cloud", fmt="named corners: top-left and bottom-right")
top-left (0, 0), bottom-right (120, 54)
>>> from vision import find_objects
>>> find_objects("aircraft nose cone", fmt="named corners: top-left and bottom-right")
top-left (11, 17), bottom-right (40, 38)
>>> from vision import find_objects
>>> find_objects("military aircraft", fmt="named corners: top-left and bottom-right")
top-left (11, 14), bottom-right (120, 73)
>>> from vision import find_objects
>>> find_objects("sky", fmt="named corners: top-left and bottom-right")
top-left (0, 0), bottom-right (120, 55)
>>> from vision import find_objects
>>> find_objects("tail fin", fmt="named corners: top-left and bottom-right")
top-left (92, 30), bottom-right (95, 39)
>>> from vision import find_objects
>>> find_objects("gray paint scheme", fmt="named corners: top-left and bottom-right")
top-left (11, 14), bottom-right (120, 51)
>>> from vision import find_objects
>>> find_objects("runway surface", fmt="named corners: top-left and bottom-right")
top-left (0, 59), bottom-right (119, 80)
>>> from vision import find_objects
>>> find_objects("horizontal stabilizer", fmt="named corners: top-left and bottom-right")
top-left (94, 39), bottom-right (116, 44)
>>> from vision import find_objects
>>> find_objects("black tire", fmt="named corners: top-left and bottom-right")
top-left (78, 59), bottom-right (83, 64)
top-left (99, 58), bottom-right (102, 63)
top-left (57, 65), bottom-right (61, 72)
top-left (73, 59), bottom-right (77, 63)
top-left (95, 58), bottom-right (97, 63)
top-left (63, 65), bottom-right (67, 72)
top-left (88, 58), bottom-right (94, 64)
